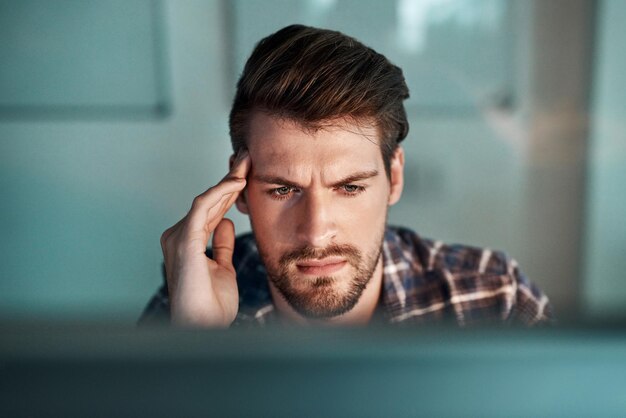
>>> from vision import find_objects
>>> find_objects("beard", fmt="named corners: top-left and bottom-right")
top-left (257, 229), bottom-right (385, 320)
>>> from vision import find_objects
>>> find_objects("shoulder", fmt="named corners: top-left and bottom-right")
top-left (387, 225), bottom-right (521, 278)
top-left (384, 225), bottom-right (508, 274)
top-left (384, 226), bottom-right (552, 326)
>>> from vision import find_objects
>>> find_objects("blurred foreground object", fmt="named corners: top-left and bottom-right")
top-left (2, 322), bottom-right (626, 417)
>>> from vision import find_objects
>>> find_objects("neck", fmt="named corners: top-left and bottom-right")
top-left (268, 257), bottom-right (384, 326)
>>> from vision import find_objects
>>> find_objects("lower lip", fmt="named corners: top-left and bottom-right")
top-left (296, 261), bottom-right (347, 276)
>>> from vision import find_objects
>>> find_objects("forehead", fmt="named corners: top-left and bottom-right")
top-left (246, 112), bottom-right (383, 172)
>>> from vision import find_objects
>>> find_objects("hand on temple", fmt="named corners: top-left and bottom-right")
top-left (160, 150), bottom-right (250, 327)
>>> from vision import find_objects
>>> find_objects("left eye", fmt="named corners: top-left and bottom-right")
top-left (342, 184), bottom-right (361, 193)
top-left (274, 186), bottom-right (292, 195)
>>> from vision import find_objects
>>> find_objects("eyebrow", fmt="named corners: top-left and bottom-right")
top-left (252, 169), bottom-right (380, 188)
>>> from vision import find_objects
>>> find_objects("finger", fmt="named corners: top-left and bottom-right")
top-left (205, 190), bottom-right (242, 234)
top-left (185, 151), bottom-right (250, 233)
top-left (204, 192), bottom-right (236, 232)
top-left (226, 150), bottom-right (251, 182)
top-left (212, 218), bottom-right (236, 270)
top-left (192, 149), bottom-right (250, 212)
top-left (187, 179), bottom-right (246, 231)
top-left (208, 179), bottom-right (245, 219)
top-left (161, 216), bottom-right (187, 247)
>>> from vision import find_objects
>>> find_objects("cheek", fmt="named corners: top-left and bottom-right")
top-left (246, 186), bottom-right (288, 235)
top-left (346, 193), bottom-right (389, 231)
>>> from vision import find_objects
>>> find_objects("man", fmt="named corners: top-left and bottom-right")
top-left (141, 24), bottom-right (552, 327)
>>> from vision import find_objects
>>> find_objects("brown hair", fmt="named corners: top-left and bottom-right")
top-left (229, 24), bottom-right (410, 176)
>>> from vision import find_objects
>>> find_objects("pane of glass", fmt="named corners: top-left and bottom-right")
top-left (0, 0), bottom-right (169, 118)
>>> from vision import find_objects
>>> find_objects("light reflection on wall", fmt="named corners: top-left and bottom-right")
top-left (233, 0), bottom-right (513, 111)
top-left (396, 0), bottom-right (504, 54)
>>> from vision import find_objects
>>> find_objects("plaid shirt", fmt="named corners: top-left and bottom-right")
top-left (140, 226), bottom-right (552, 326)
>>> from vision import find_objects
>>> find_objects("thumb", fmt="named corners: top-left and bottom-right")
top-left (212, 218), bottom-right (236, 271)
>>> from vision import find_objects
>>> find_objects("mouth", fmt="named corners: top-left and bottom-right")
top-left (295, 257), bottom-right (347, 276)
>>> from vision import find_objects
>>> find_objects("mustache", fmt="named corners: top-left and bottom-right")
top-left (279, 243), bottom-right (361, 266)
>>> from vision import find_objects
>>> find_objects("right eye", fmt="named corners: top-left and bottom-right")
top-left (274, 186), bottom-right (292, 195)
top-left (267, 186), bottom-right (298, 200)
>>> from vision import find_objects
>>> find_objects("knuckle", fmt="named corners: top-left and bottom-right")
top-left (160, 230), bottom-right (169, 246)
top-left (192, 195), bottom-right (205, 207)
top-left (161, 230), bottom-right (179, 255)
top-left (166, 235), bottom-right (178, 254)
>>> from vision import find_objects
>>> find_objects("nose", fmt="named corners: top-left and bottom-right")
top-left (295, 191), bottom-right (337, 248)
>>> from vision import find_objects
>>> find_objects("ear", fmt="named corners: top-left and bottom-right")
top-left (388, 146), bottom-right (405, 206)
top-left (229, 154), bottom-right (249, 215)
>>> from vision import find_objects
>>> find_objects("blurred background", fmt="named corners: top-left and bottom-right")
top-left (0, 0), bottom-right (624, 324)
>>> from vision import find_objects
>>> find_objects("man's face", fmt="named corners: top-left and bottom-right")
top-left (237, 111), bottom-right (404, 320)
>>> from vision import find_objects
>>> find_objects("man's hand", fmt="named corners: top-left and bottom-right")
top-left (160, 151), bottom-right (251, 327)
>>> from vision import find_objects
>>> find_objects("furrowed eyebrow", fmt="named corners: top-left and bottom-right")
top-left (252, 170), bottom-right (379, 188)
top-left (329, 170), bottom-right (379, 187)
top-left (252, 174), bottom-right (304, 188)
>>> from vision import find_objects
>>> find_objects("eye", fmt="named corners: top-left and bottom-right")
top-left (339, 184), bottom-right (366, 196)
top-left (268, 186), bottom-right (298, 200)
top-left (275, 186), bottom-right (292, 195)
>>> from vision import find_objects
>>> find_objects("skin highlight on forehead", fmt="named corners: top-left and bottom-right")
top-left (266, 113), bottom-right (382, 144)
top-left (246, 111), bottom-right (381, 151)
